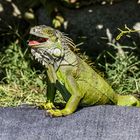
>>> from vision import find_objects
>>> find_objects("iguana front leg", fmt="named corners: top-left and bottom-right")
top-left (41, 64), bottom-right (57, 110)
top-left (47, 75), bottom-right (83, 117)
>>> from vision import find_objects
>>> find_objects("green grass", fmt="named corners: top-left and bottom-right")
top-left (0, 41), bottom-right (140, 107)
top-left (0, 43), bottom-right (47, 107)
top-left (96, 44), bottom-right (140, 94)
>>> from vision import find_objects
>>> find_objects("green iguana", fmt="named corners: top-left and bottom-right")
top-left (28, 25), bottom-right (140, 117)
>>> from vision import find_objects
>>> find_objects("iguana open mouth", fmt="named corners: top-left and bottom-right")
top-left (28, 36), bottom-right (48, 46)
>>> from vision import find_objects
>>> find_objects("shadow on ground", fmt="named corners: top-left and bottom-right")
top-left (38, 0), bottom-right (140, 57)
top-left (0, 0), bottom-right (140, 57)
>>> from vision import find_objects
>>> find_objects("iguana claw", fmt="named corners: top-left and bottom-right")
top-left (46, 109), bottom-right (63, 117)
top-left (46, 108), bottom-right (72, 117)
top-left (39, 101), bottom-right (56, 110)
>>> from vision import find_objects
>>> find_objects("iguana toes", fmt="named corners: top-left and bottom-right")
top-left (28, 25), bottom-right (140, 117)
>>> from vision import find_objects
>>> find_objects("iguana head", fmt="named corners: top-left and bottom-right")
top-left (28, 25), bottom-right (66, 69)
top-left (28, 25), bottom-right (76, 70)
top-left (28, 25), bottom-right (62, 46)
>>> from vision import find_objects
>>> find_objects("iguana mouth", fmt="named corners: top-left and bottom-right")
top-left (28, 36), bottom-right (48, 46)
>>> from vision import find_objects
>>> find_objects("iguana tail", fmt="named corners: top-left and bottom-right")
top-left (117, 94), bottom-right (140, 107)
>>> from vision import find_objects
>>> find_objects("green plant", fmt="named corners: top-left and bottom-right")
top-left (97, 44), bottom-right (140, 94)
top-left (0, 43), bottom-right (47, 107)
top-left (116, 25), bottom-right (140, 40)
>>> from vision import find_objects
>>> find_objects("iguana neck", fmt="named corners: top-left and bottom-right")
top-left (31, 44), bottom-right (78, 71)
top-left (60, 47), bottom-right (78, 67)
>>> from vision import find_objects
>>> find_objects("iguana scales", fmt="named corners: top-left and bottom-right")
top-left (28, 25), bottom-right (140, 117)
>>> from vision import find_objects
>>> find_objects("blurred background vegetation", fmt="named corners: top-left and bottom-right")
top-left (0, 0), bottom-right (140, 107)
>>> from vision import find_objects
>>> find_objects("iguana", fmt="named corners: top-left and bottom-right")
top-left (28, 25), bottom-right (140, 117)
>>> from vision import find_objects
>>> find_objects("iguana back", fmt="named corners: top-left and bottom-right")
top-left (56, 48), bottom-right (117, 106)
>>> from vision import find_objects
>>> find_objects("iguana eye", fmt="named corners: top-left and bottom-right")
top-left (52, 48), bottom-right (62, 57)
